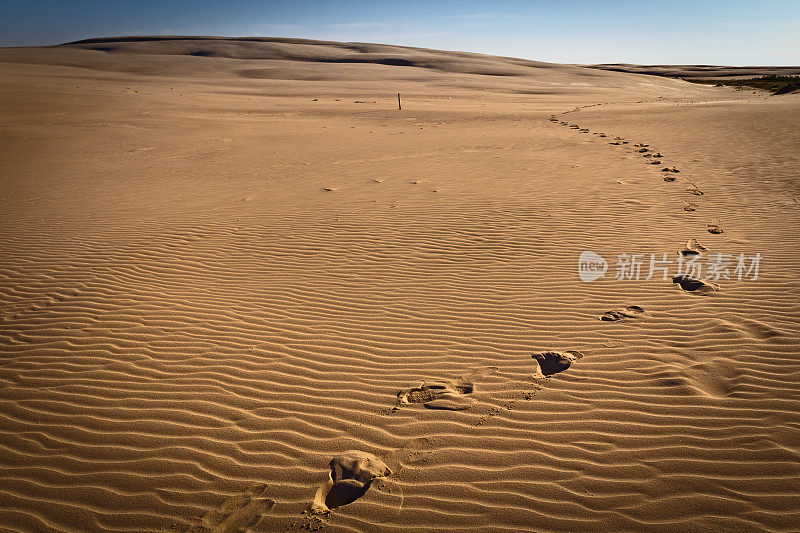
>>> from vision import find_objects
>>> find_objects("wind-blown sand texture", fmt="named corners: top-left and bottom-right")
top-left (0, 37), bottom-right (799, 532)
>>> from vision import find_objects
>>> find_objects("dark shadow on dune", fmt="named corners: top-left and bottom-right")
top-left (774, 83), bottom-right (800, 95)
top-left (314, 57), bottom-right (416, 67)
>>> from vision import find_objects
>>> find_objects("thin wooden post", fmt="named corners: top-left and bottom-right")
top-left (397, 92), bottom-right (401, 110)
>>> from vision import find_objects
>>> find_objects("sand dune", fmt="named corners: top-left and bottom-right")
top-left (0, 37), bottom-right (799, 532)
top-left (589, 63), bottom-right (800, 79)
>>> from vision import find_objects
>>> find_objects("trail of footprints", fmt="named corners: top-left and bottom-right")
top-left (550, 112), bottom-right (726, 295)
top-left (184, 109), bottom-right (734, 531)
top-left (191, 351), bottom-right (583, 531)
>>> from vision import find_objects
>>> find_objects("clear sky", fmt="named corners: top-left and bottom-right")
top-left (1, 0), bottom-right (798, 65)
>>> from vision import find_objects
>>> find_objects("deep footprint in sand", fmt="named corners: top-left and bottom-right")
top-left (673, 274), bottom-right (718, 294)
top-left (679, 238), bottom-right (707, 257)
top-left (311, 451), bottom-right (392, 513)
top-left (599, 305), bottom-right (645, 321)
top-left (309, 438), bottom-right (432, 516)
top-left (707, 224), bottom-right (724, 234)
top-left (396, 367), bottom-right (497, 411)
top-left (192, 484), bottom-right (275, 533)
top-left (532, 351), bottom-right (584, 376)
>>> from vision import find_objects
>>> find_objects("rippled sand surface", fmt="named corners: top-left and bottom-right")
top-left (1, 38), bottom-right (799, 532)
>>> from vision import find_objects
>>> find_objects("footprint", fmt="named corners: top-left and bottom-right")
top-left (648, 160), bottom-right (662, 165)
top-left (382, 437), bottom-right (434, 489)
top-left (679, 238), bottom-right (707, 257)
top-left (686, 186), bottom-right (704, 196)
top-left (384, 437), bottom-right (434, 471)
top-left (673, 274), bottom-right (718, 294)
top-left (663, 175), bottom-right (677, 182)
top-left (322, 187), bottom-right (335, 192)
top-left (599, 305), bottom-right (645, 321)
top-left (662, 166), bottom-right (680, 173)
top-left (532, 351), bottom-right (584, 376)
top-left (311, 451), bottom-right (391, 513)
top-left (682, 202), bottom-right (698, 211)
top-left (193, 484), bottom-right (275, 533)
top-left (707, 224), bottom-right (724, 234)
top-left (609, 141), bottom-right (622, 145)
top-left (395, 367), bottom-right (497, 411)
top-left (303, 439), bottom-right (433, 527)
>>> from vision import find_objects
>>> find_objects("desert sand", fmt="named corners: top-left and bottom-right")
top-left (0, 37), bottom-right (799, 532)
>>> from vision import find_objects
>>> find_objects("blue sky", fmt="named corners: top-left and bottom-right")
top-left (1, 0), bottom-right (798, 65)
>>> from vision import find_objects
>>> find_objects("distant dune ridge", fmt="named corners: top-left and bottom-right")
top-left (0, 36), bottom-right (799, 533)
top-left (589, 63), bottom-right (800, 79)
top-left (59, 36), bottom-right (800, 80)
top-left (58, 35), bottom-right (562, 78)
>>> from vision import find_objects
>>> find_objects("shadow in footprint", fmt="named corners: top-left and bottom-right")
top-left (679, 238), bottom-right (707, 257)
top-left (673, 274), bottom-right (718, 294)
top-left (312, 451), bottom-right (391, 513)
top-left (396, 367), bottom-right (497, 411)
top-left (532, 351), bottom-right (584, 376)
top-left (600, 305), bottom-right (644, 321)
top-left (309, 438), bottom-right (433, 519)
